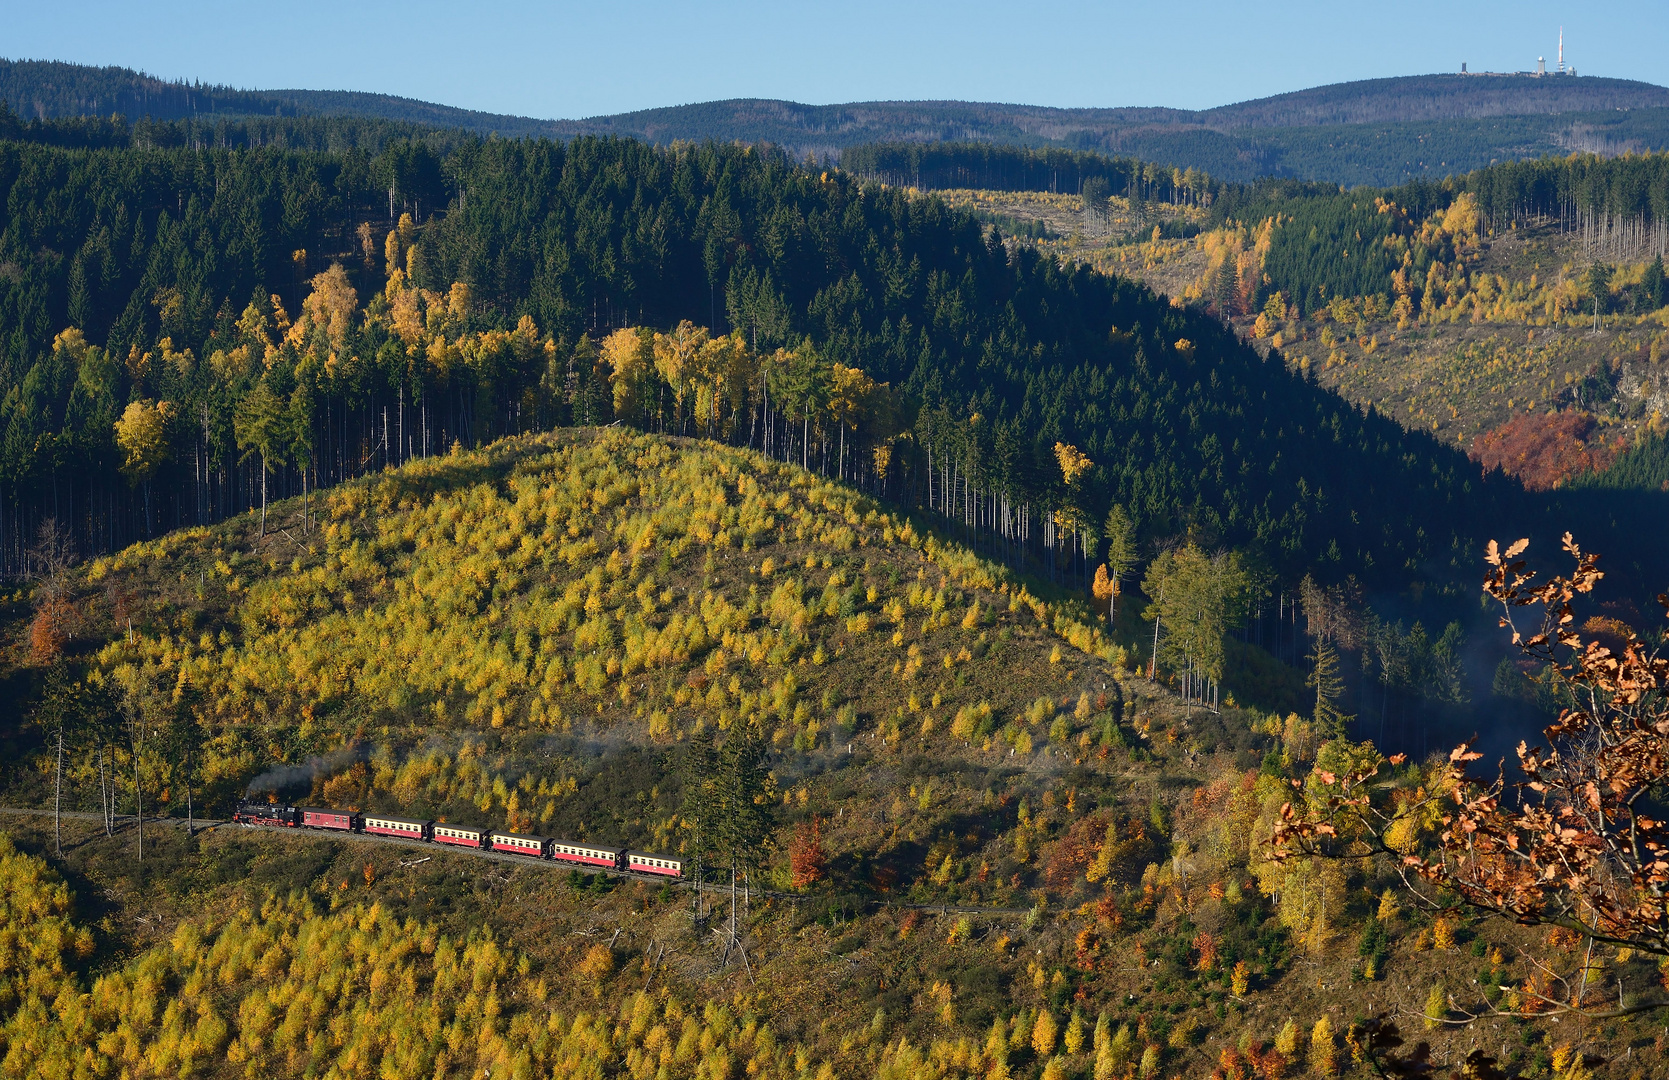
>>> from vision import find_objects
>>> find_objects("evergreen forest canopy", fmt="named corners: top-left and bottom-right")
top-left (0, 127), bottom-right (1555, 604)
top-left (848, 107), bottom-right (1669, 189)
top-left (8, 57), bottom-right (1669, 185)
top-left (0, 58), bottom-right (562, 139)
top-left (0, 99), bottom-right (481, 156)
top-left (841, 143), bottom-right (1220, 204)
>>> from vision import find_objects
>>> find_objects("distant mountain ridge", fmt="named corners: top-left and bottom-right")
top-left (1196, 73), bottom-right (1669, 127)
top-left (558, 75), bottom-right (1669, 146)
top-left (4, 58), bottom-right (1669, 185)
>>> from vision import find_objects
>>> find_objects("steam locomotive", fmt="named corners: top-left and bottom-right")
top-left (230, 801), bottom-right (683, 878)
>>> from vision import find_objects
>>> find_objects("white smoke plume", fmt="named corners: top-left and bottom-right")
top-left (245, 744), bottom-right (368, 796)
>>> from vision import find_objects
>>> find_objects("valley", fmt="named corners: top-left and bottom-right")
top-left (1, 51), bottom-right (1668, 1080)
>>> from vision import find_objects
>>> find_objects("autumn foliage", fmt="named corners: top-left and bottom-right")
top-left (28, 596), bottom-right (71, 665)
top-left (1276, 534), bottom-right (1669, 972)
top-left (787, 817), bottom-right (828, 889)
top-left (1469, 410), bottom-right (1621, 490)
top-left (0, 843), bottom-right (827, 1080)
top-left (92, 428), bottom-right (1124, 815)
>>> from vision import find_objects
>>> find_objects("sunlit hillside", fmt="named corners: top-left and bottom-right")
top-left (65, 427), bottom-right (1127, 830)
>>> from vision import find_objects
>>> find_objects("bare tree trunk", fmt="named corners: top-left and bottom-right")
top-left (1149, 592), bottom-right (1163, 680)
top-left (133, 743), bottom-right (142, 864)
top-left (54, 728), bottom-right (63, 856)
top-left (99, 745), bottom-right (111, 836)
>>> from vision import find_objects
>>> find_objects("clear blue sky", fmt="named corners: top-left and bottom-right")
top-left (8, 0), bottom-right (1666, 119)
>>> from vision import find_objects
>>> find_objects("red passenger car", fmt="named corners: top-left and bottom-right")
top-left (432, 824), bottom-right (489, 849)
top-left (298, 807), bottom-right (355, 831)
top-left (625, 851), bottom-right (682, 877)
top-left (549, 840), bottom-right (624, 869)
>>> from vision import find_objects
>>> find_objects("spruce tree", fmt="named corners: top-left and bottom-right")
top-left (1310, 636), bottom-right (1353, 740)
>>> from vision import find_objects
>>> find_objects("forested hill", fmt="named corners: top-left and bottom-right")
top-left (1198, 73), bottom-right (1669, 127)
top-left (0, 132), bottom-right (1537, 604)
top-left (0, 59), bottom-right (563, 139)
top-left (548, 77), bottom-right (1669, 152)
top-left (7, 57), bottom-right (1669, 184)
top-left (9, 58), bottom-right (1665, 138)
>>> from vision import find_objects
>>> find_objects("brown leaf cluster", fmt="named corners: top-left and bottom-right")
top-left (1409, 536), bottom-right (1669, 953)
top-left (1275, 534), bottom-right (1669, 978)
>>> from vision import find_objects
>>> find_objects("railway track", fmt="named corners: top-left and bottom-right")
top-left (0, 806), bottom-right (1030, 915)
top-left (0, 806), bottom-right (704, 886)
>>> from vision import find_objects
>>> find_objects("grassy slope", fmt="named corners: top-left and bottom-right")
top-left (1, 428), bottom-right (1663, 1078)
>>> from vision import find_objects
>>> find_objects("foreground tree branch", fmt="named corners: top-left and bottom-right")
top-left (1279, 534), bottom-right (1669, 953)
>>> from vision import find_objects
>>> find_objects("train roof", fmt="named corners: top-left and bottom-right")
top-left (295, 806), bottom-right (353, 816)
top-left (361, 813), bottom-right (433, 826)
top-left (490, 829), bottom-right (549, 843)
top-left (432, 822), bottom-right (488, 832)
top-left (625, 850), bottom-right (681, 861)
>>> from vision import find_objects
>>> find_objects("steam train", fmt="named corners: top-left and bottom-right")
top-left (231, 801), bottom-right (683, 878)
